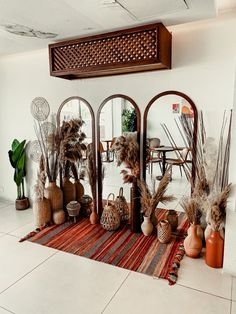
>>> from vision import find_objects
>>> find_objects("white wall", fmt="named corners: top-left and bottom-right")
top-left (0, 11), bottom-right (236, 273)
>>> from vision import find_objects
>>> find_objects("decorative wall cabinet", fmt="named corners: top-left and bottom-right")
top-left (49, 23), bottom-right (172, 80)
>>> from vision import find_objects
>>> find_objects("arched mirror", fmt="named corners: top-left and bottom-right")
top-left (143, 91), bottom-right (198, 208)
top-left (57, 96), bottom-right (96, 210)
top-left (97, 95), bottom-right (141, 221)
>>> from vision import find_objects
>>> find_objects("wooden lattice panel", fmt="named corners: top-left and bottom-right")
top-left (49, 23), bottom-right (171, 79)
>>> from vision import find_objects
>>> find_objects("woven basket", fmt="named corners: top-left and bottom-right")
top-left (115, 187), bottom-right (130, 222)
top-left (100, 193), bottom-right (120, 231)
top-left (157, 220), bottom-right (171, 244)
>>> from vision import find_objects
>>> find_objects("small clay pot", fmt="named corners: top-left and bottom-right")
top-left (53, 210), bottom-right (66, 225)
top-left (15, 197), bottom-right (30, 210)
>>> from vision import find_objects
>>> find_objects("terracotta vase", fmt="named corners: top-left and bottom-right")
top-left (62, 177), bottom-right (76, 208)
top-left (187, 223), bottom-right (204, 240)
top-left (204, 224), bottom-right (224, 241)
top-left (90, 203), bottom-right (99, 224)
top-left (74, 179), bottom-right (84, 201)
top-left (205, 230), bottom-right (224, 268)
top-left (44, 181), bottom-right (63, 212)
top-left (141, 216), bottom-right (153, 236)
top-left (53, 210), bottom-right (66, 225)
top-left (166, 210), bottom-right (178, 231)
top-left (33, 197), bottom-right (51, 228)
top-left (184, 224), bottom-right (202, 258)
top-left (157, 220), bottom-right (171, 243)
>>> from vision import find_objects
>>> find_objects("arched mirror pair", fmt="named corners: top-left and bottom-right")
top-left (57, 92), bottom-right (197, 223)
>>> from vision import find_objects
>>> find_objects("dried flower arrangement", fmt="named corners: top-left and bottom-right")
top-left (181, 196), bottom-right (202, 225)
top-left (138, 168), bottom-right (175, 218)
top-left (110, 133), bottom-right (139, 183)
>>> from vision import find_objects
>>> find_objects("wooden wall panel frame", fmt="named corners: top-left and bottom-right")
top-left (143, 90), bottom-right (198, 183)
top-left (49, 23), bottom-right (171, 80)
top-left (97, 94), bottom-right (141, 215)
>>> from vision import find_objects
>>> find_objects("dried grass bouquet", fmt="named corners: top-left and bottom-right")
top-left (138, 168), bottom-right (175, 218)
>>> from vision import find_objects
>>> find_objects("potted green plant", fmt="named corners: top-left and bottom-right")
top-left (8, 139), bottom-right (30, 210)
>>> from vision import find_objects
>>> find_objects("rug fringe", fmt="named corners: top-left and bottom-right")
top-left (168, 242), bottom-right (185, 285)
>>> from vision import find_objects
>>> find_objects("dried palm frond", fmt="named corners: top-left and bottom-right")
top-left (138, 168), bottom-right (175, 217)
top-left (86, 145), bottom-right (96, 200)
top-left (34, 155), bottom-right (46, 200)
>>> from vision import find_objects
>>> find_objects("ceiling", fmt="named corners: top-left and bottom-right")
top-left (0, 0), bottom-right (236, 56)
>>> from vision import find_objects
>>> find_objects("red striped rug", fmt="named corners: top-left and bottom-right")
top-left (24, 209), bottom-right (188, 285)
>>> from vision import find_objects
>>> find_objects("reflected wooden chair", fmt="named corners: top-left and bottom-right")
top-left (166, 147), bottom-right (189, 178)
top-left (147, 138), bottom-right (162, 176)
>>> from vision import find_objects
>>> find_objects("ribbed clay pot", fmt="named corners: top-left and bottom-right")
top-left (44, 181), bottom-right (63, 212)
top-left (184, 224), bottom-right (202, 258)
top-left (74, 179), bottom-right (84, 201)
top-left (62, 177), bottom-right (76, 208)
top-left (141, 216), bottom-right (153, 236)
top-left (205, 230), bottom-right (224, 268)
top-left (33, 197), bottom-right (51, 228)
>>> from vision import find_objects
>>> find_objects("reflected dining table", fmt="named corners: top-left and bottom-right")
top-left (152, 146), bottom-right (174, 180)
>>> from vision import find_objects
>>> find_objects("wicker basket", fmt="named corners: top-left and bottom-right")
top-left (157, 220), bottom-right (171, 244)
top-left (100, 193), bottom-right (120, 231)
top-left (115, 187), bottom-right (130, 222)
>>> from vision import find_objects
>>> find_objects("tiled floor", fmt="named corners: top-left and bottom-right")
top-left (0, 198), bottom-right (234, 314)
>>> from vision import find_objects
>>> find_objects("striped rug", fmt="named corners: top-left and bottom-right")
top-left (25, 209), bottom-right (188, 285)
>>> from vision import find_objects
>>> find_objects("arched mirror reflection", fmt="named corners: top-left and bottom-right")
top-left (97, 95), bottom-right (141, 223)
top-left (144, 91), bottom-right (197, 208)
top-left (57, 96), bottom-right (96, 217)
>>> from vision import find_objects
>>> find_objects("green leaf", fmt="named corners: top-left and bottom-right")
top-left (11, 139), bottom-right (20, 151)
top-left (8, 150), bottom-right (16, 168)
top-left (12, 140), bottom-right (26, 165)
top-left (14, 169), bottom-right (24, 186)
top-left (17, 151), bottom-right (26, 171)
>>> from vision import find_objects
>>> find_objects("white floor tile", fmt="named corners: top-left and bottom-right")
top-left (103, 271), bottom-right (231, 314)
top-left (232, 301), bottom-right (236, 314)
top-left (0, 251), bottom-right (130, 314)
top-left (0, 235), bottom-right (56, 293)
top-left (9, 222), bottom-right (35, 238)
top-left (0, 307), bottom-right (14, 314)
top-left (0, 200), bottom-right (13, 209)
top-left (177, 254), bottom-right (232, 299)
top-left (232, 277), bottom-right (236, 301)
top-left (0, 204), bottom-right (33, 233)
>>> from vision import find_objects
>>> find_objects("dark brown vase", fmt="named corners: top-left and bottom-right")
top-left (74, 179), bottom-right (84, 201)
top-left (62, 177), bottom-right (76, 208)
top-left (44, 181), bottom-right (63, 212)
top-left (166, 210), bottom-right (178, 231)
top-left (15, 197), bottom-right (30, 210)
top-left (205, 230), bottom-right (224, 268)
top-left (130, 178), bottom-right (141, 233)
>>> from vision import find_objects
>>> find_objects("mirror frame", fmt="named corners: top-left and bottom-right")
top-left (143, 90), bottom-right (198, 182)
top-left (97, 94), bottom-right (141, 215)
top-left (56, 96), bottom-right (96, 202)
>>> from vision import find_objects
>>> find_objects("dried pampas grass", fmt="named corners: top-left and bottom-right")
top-left (181, 196), bottom-right (202, 225)
top-left (138, 168), bottom-right (175, 217)
top-left (34, 156), bottom-right (46, 200)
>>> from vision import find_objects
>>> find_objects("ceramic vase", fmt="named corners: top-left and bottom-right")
top-left (157, 220), bottom-right (171, 243)
top-left (74, 179), bottom-right (84, 201)
top-left (62, 177), bottom-right (76, 208)
top-left (184, 224), bottom-right (202, 258)
top-left (90, 203), bottom-right (99, 224)
top-left (33, 197), bottom-right (51, 228)
top-left (204, 224), bottom-right (224, 241)
top-left (205, 230), bottom-right (224, 268)
top-left (80, 194), bottom-right (93, 217)
top-left (141, 216), bottom-right (153, 236)
top-left (187, 223), bottom-right (204, 240)
top-left (166, 210), bottom-right (178, 231)
top-left (44, 181), bottom-right (63, 212)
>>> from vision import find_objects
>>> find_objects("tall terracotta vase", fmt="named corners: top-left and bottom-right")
top-left (74, 179), bottom-right (84, 202)
top-left (184, 224), bottom-right (202, 258)
top-left (90, 202), bottom-right (99, 224)
top-left (33, 197), bottom-right (51, 228)
top-left (44, 181), bottom-right (63, 212)
top-left (62, 177), bottom-right (76, 208)
top-left (141, 216), bottom-right (153, 236)
top-left (205, 230), bottom-right (224, 268)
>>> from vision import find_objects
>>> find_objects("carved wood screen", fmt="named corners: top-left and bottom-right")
top-left (49, 23), bottom-right (171, 80)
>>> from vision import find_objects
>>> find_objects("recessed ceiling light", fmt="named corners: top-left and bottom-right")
top-left (2, 24), bottom-right (58, 39)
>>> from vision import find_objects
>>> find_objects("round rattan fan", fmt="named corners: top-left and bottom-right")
top-left (31, 97), bottom-right (50, 121)
top-left (27, 140), bottom-right (41, 163)
top-left (41, 121), bottom-right (56, 138)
